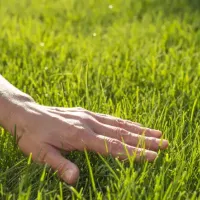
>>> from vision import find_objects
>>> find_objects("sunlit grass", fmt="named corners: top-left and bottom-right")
top-left (0, 0), bottom-right (200, 199)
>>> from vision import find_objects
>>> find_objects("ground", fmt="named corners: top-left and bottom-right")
top-left (0, 0), bottom-right (200, 199)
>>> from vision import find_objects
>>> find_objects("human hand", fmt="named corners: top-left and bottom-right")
top-left (8, 102), bottom-right (168, 185)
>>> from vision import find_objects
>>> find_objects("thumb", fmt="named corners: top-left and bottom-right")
top-left (44, 148), bottom-right (80, 185)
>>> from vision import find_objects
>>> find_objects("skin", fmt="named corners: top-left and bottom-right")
top-left (0, 75), bottom-right (168, 185)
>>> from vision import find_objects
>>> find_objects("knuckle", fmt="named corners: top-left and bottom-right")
top-left (110, 139), bottom-right (122, 153)
top-left (97, 113), bottom-right (108, 117)
top-left (97, 113), bottom-right (110, 120)
top-left (79, 113), bottom-right (93, 123)
top-left (132, 126), bottom-right (146, 134)
top-left (149, 137), bottom-right (157, 145)
top-left (37, 148), bottom-right (50, 163)
top-left (76, 107), bottom-right (83, 110)
top-left (79, 113), bottom-right (91, 123)
top-left (125, 119), bottom-right (133, 124)
top-left (113, 127), bottom-right (127, 139)
top-left (115, 118), bottom-right (126, 128)
top-left (75, 107), bottom-right (86, 112)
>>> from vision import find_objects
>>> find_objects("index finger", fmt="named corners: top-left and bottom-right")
top-left (90, 113), bottom-right (162, 138)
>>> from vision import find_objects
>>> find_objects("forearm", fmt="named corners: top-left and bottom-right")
top-left (0, 75), bottom-right (34, 131)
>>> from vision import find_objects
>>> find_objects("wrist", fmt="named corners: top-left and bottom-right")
top-left (0, 91), bottom-right (35, 134)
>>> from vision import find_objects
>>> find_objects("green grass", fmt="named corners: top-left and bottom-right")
top-left (0, 0), bottom-right (200, 199)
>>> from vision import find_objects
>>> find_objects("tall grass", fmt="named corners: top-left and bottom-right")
top-left (0, 0), bottom-right (200, 199)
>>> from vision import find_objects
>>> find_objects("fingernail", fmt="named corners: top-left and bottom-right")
top-left (156, 139), bottom-right (168, 149)
top-left (154, 130), bottom-right (162, 137)
top-left (162, 139), bottom-right (169, 148)
top-left (63, 169), bottom-right (73, 183)
top-left (147, 151), bottom-right (158, 161)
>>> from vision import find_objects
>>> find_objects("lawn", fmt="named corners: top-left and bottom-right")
top-left (0, 0), bottom-right (200, 199)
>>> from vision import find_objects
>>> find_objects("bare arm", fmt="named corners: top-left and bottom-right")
top-left (0, 75), bottom-right (168, 185)
top-left (0, 75), bottom-right (34, 131)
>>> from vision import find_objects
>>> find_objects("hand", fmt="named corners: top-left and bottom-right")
top-left (9, 102), bottom-right (168, 185)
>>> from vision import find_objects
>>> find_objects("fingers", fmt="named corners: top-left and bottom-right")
top-left (43, 148), bottom-right (79, 185)
top-left (87, 134), bottom-right (158, 161)
top-left (92, 122), bottom-right (168, 151)
top-left (92, 114), bottom-right (162, 138)
top-left (45, 107), bottom-right (167, 151)
top-left (46, 106), bottom-right (161, 138)
top-left (20, 138), bottom-right (80, 185)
